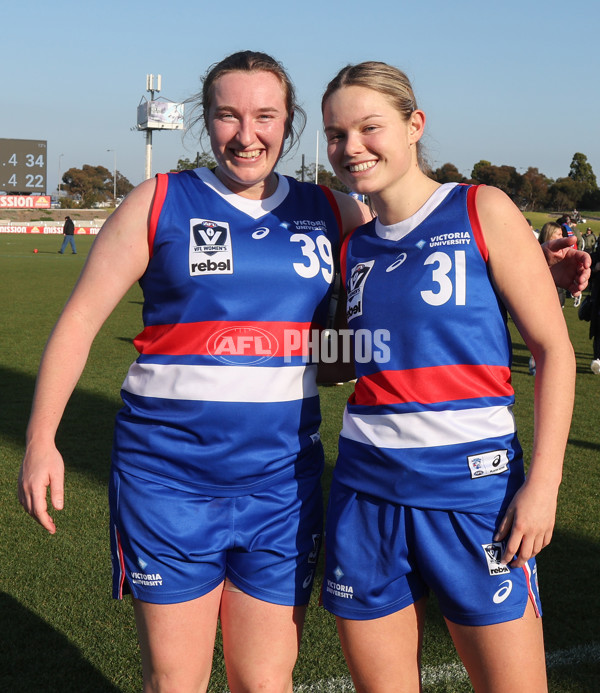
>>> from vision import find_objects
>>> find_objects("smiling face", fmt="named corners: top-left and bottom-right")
top-left (323, 85), bottom-right (424, 204)
top-left (208, 70), bottom-right (289, 199)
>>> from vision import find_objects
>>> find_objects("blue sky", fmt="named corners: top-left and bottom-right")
top-left (3, 0), bottom-right (599, 193)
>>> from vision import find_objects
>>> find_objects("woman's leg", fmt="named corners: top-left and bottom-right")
top-left (133, 583), bottom-right (224, 693)
top-left (220, 586), bottom-right (306, 693)
top-left (335, 597), bottom-right (427, 693)
top-left (446, 600), bottom-right (547, 693)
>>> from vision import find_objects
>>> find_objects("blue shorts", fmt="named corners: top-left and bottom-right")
top-left (323, 479), bottom-right (541, 626)
top-left (109, 466), bottom-right (323, 606)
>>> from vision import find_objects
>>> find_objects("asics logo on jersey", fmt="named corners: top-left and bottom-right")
top-left (252, 227), bottom-right (270, 239)
top-left (386, 253), bottom-right (407, 272)
top-left (492, 580), bottom-right (513, 604)
top-left (467, 449), bottom-right (509, 479)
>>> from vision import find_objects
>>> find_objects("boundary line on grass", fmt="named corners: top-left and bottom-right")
top-left (287, 642), bottom-right (600, 692)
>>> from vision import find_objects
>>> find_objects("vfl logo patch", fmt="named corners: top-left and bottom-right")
top-left (346, 260), bottom-right (374, 322)
top-left (467, 449), bottom-right (509, 479)
top-left (189, 218), bottom-right (233, 275)
top-left (192, 221), bottom-right (228, 254)
top-left (482, 542), bottom-right (510, 575)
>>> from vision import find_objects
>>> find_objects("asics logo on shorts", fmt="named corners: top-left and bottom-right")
top-left (492, 579), bottom-right (513, 604)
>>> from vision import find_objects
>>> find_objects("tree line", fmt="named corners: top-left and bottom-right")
top-left (430, 152), bottom-right (598, 212)
top-left (59, 151), bottom-right (598, 212)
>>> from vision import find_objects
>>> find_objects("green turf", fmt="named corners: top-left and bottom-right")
top-left (1, 233), bottom-right (598, 691)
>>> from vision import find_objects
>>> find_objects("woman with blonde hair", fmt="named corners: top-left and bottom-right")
top-left (321, 60), bottom-right (576, 692)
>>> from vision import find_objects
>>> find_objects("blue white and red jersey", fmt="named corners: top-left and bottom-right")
top-left (112, 168), bottom-right (342, 495)
top-left (336, 183), bottom-right (524, 511)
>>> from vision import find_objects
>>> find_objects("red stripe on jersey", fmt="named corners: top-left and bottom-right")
top-left (319, 185), bottom-right (343, 244)
top-left (350, 364), bottom-right (513, 406)
top-left (133, 320), bottom-right (321, 357)
top-left (466, 184), bottom-right (489, 262)
top-left (148, 173), bottom-right (169, 259)
top-left (340, 229), bottom-right (357, 286)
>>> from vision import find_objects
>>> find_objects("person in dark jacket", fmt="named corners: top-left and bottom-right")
top-left (58, 216), bottom-right (76, 254)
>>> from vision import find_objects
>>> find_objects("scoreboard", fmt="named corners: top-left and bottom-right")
top-left (0, 139), bottom-right (47, 194)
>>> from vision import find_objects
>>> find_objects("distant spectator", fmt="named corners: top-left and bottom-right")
top-left (539, 221), bottom-right (563, 244)
top-left (572, 224), bottom-right (585, 251)
top-left (525, 218), bottom-right (539, 239)
top-left (529, 223), bottom-right (567, 373)
top-left (538, 223), bottom-right (566, 307)
top-left (557, 214), bottom-right (574, 237)
top-left (584, 227), bottom-right (597, 254)
top-left (588, 247), bottom-right (600, 373)
top-left (58, 216), bottom-right (77, 255)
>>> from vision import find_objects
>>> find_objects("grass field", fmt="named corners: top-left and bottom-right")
top-left (1, 233), bottom-right (599, 692)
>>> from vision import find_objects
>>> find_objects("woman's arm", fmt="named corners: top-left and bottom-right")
top-left (330, 189), bottom-right (373, 236)
top-left (18, 179), bottom-right (156, 533)
top-left (476, 186), bottom-right (576, 567)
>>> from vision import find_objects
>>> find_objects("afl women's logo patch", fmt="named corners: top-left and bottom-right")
top-left (192, 220), bottom-right (228, 255)
top-left (346, 260), bottom-right (374, 323)
top-left (189, 218), bottom-right (233, 275)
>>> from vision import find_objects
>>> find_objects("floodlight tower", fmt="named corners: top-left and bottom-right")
top-left (136, 75), bottom-right (184, 180)
top-left (144, 74), bottom-right (161, 180)
top-left (107, 149), bottom-right (117, 202)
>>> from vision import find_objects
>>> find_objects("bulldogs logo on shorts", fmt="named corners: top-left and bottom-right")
top-left (482, 542), bottom-right (510, 575)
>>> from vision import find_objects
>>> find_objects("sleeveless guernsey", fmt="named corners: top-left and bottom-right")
top-left (335, 183), bottom-right (524, 511)
top-left (112, 168), bottom-right (342, 495)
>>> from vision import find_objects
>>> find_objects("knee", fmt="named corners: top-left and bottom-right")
top-left (143, 670), bottom-right (211, 693)
top-left (227, 672), bottom-right (293, 693)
